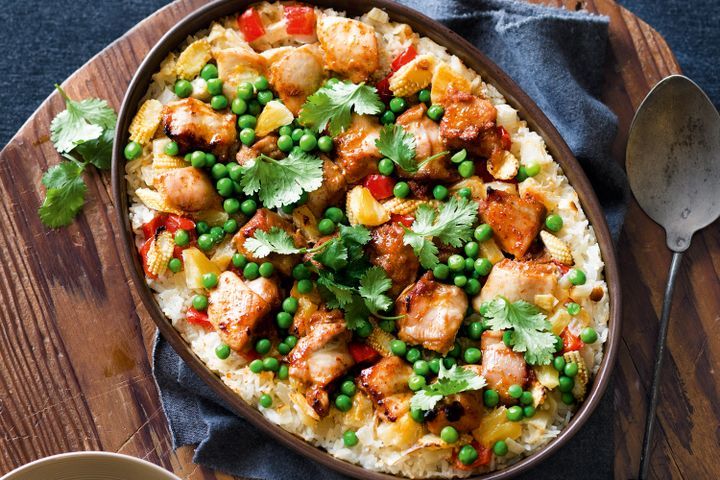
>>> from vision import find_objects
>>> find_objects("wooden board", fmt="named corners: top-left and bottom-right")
top-left (0, 0), bottom-right (713, 479)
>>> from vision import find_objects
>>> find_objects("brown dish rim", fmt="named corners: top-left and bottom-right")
top-left (111, 1), bottom-right (621, 478)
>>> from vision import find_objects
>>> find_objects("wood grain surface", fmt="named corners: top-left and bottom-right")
top-left (0, 0), bottom-right (713, 479)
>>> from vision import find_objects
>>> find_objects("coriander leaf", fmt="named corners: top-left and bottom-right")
top-left (75, 127), bottom-right (115, 170)
top-left (375, 124), bottom-right (418, 173)
top-left (38, 161), bottom-right (87, 228)
top-left (484, 296), bottom-right (557, 365)
top-left (410, 364), bottom-right (486, 411)
top-left (50, 85), bottom-right (115, 153)
top-left (316, 271), bottom-right (355, 308)
top-left (359, 267), bottom-right (393, 315)
top-left (344, 294), bottom-right (370, 330)
top-left (313, 237), bottom-right (348, 271)
top-left (337, 224), bottom-right (371, 246)
top-left (244, 227), bottom-right (304, 258)
top-left (239, 151), bottom-right (323, 209)
top-left (403, 197), bottom-right (478, 268)
top-left (299, 82), bottom-right (384, 136)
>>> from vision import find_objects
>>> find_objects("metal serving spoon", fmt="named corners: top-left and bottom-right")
top-left (626, 75), bottom-right (720, 479)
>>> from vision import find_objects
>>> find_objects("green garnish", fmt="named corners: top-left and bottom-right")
top-left (299, 81), bottom-right (384, 136)
top-left (403, 196), bottom-right (478, 269)
top-left (243, 227), bottom-right (305, 257)
top-left (375, 124), bottom-right (448, 173)
top-left (410, 363), bottom-right (486, 412)
top-left (483, 296), bottom-right (557, 365)
top-left (238, 150), bottom-right (323, 210)
top-left (358, 266), bottom-right (394, 316)
top-left (40, 85), bottom-right (116, 228)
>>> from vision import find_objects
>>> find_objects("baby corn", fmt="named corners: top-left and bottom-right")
top-left (129, 99), bottom-right (163, 145)
top-left (540, 230), bottom-right (573, 265)
top-left (389, 54), bottom-right (435, 97)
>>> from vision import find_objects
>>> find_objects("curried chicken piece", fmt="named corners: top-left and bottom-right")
top-left (359, 356), bottom-right (413, 422)
top-left (288, 317), bottom-right (354, 417)
top-left (316, 16), bottom-right (379, 83)
top-left (479, 189), bottom-right (547, 258)
top-left (480, 330), bottom-right (529, 403)
top-left (268, 44), bottom-right (326, 115)
top-left (367, 222), bottom-right (419, 296)
top-left (235, 134), bottom-right (282, 165)
top-left (425, 391), bottom-right (485, 435)
top-left (215, 47), bottom-right (267, 99)
top-left (161, 98), bottom-right (237, 160)
top-left (306, 157), bottom-right (347, 217)
top-left (475, 259), bottom-right (559, 309)
top-left (157, 167), bottom-right (222, 212)
top-left (233, 209), bottom-right (307, 275)
top-left (395, 272), bottom-right (468, 354)
top-left (396, 104), bottom-right (458, 182)
top-left (207, 272), bottom-right (280, 352)
top-left (440, 90), bottom-right (500, 158)
top-left (334, 115), bottom-right (382, 183)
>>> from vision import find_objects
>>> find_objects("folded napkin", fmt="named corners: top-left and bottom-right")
top-left (154, 1), bottom-right (625, 479)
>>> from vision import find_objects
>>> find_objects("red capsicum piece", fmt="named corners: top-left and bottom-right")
top-left (348, 342), bottom-right (380, 364)
top-left (363, 174), bottom-right (396, 200)
top-left (186, 307), bottom-right (213, 330)
top-left (391, 214), bottom-right (415, 227)
top-left (284, 5), bottom-right (316, 35)
top-left (561, 327), bottom-right (584, 352)
top-left (238, 7), bottom-right (265, 42)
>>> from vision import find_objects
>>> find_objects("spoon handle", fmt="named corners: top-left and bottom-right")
top-left (639, 251), bottom-right (684, 479)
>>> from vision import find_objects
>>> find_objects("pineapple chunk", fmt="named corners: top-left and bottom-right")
top-left (487, 150), bottom-right (519, 181)
top-left (346, 186), bottom-right (390, 226)
top-left (431, 62), bottom-right (472, 105)
top-left (472, 406), bottom-right (523, 448)
top-left (183, 247), bottom-right (221, 289)
top-left (548, 309), bottom-right (572, 336)
top-left (376, 412), bottom-right (423, 449)
top-left (479, 238), bottom-right (505, 264)
top-left (533, 365), bottom-right (560, 390)
top-left (255, 100), bottom-right (293, 137)
top-left (534, 294), bottom-right (558, 312)
top-left (176, 39), bottom-right (212, 80)
top-left (210, 239), bottom-right (235, 270)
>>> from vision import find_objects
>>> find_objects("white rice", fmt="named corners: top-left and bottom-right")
top-left (126, 4), bottom-right (610, 478)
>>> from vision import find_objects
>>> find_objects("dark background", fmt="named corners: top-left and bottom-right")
top-left (0, 0), bottom-right (718, 147)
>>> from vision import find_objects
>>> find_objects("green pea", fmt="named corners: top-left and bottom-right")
top-left (468, 321), bottom-right (484, 340)
top-left (277, 364), bottom-right (289, 380)
top-left (248, 99), bottom-right (262, 116)
top-left (508, 384), bottom-right (523, 399)
top-left (216, 177), bottom-right (234, 197)
top-left (281, 204), bottom-right (295, 215)
top-left (564, 362), bottom-right (579, 377)
top-left (545, 214), bottom-right (563, 232)
top-left (173, 229), bottom-right (189, 247)
top-left (558, 375), bottom-right (574, 393)
top-left (463, 347), bottom-right (482, 364)
top-left (406, 348), bottom-right (421, 363)
top-left (168, 258), bottom-right (183, 273)
top-left (220, 199), bottom-right (238, 215)
top-left (561, 392), bottom-right (575, 405)
top-left (318, 218), bottom-right (336, 236)
top-left (190, 294), bottom-right (208, 311)
top-left (237, 82), bottom-right (254, 100)
top-left (568, 268), bottom-right (587, 286)
top-left (520, 391), bottom-right (533, 405)
top-left (283, 297), bottom-right (299, 314)
top-left (292, 263), bottom-right (311, 280)
top-left (432, 185), bottom-right (448, 200)
top-left (335, 380), bottom-right (354, 398)
top-left (277, 342), bottom-right (291, 355)
top-left (163, 141), bottom-right (179, 156)
top-left (554, 334), bottom-right (564, 353)
top-left (324, 206), bottom-right (345, 224)
top-left (205, 153), bottom-right (217, 168)
top-left (343, 430), bottom-right (358, 447)
top-left (503, 330), bottom-right (514, 347)
top-left (506, 405), bottom-right (524, 422)
top-left (450, 149), bottom-right (467, 164)
top-left (483, 389), bottom-right (500, 407)
top-left (493, 440), bottom-right (508, 456)
top-left (566, 302), bottom-right (581, 316)
top-left (317, 135), bottom-right (333, 152)
top-left (226, 162), bottom-right (241, 181)
top-left (232, 253), bottom-right (247, 269)
top-left (580, 327), bottom-right (598, 344)
top-left (207, 78), bottom-right (223, 96)
top-left (427, 104), bottom-right (444, 121)
top-left (210, 226), bottom-right (225, 242)
top-left (215, 343), bottom-right (231, 359)
top-left (433, 264), bottom-right (450, 280)
top-left (197, 234), bottom-right (213, 251)
top-left (378, 158), bottom-right (395, 176)
top-left (458, 160), bottom-right (475, 178)
top-left (259, 393), bottom-right (272, 408)
top-left (124, 141), bottom-right (142, 160)
top-left (211, 94), bottom-right (228, 111)
top-left (410, 407), bottom-right (425, 423)
top-left (525, 162), bottom-right (541, 177)
top-left (413, 360), bottom-right (430, 376)
top-left (243, 262), bottom-right (260, 280)
top-left (263, 357), bottom-right (279, 372)
top-left (457, 445), bottom-right (478, 466)
top-left (380, 110), bottom-right (396, 125)
top-left (189, 150), bottom-right (205, 168)
top-left (448, 254), bottom-right (465, 272)
top-left (174, 79), bottom-right (192, 98)
top-left (237, 114), bottom-right (257, 129)
top-left (290, 128), bottom-right (304, 142)
top-left (276, 134), bottom-right (293, 153)
top-left (257, 90), bottom-right (274, 105)
top-left (474, 224), bottom-right (493, 242)
top-left (453, 275), bottom-right (468, 288)
top-left (517, 165), bottom-right (529, 182)
top-left (418, 89), bottom-right (431, 104)
top-left (440, 426), bottom-right (459, 444)
top-left (297, 279), bottom-right (313, 294)
top-left (249, 359), bottom-right (264, 373)
top-left (200, 63), bottom-right (218, 81)
top-left (276, 311), bottom-right (293, 329)
top-left (448, 342), bottom-right (461, 358)
top-left (474, 258), bottom-right (493, 276)
top-left (254, 338), bottom-right (271, 355)
top-left (379, 319), bottom-right (396, 333)
top-left (408, 374), bottom-right (426, 391)
top-left (464, 241), bottom-right (479, 259)
top-left (464, 275), bottom-right (481, 293)
top-left (201, 272), bottom-right (218, 289)
top-left (285, 335), bottom-right (297, 348)
top-left (279, 125), bottom-right (293, 136)
top-left (239, 199), bottom-right (257, 217)
top-left (393, 181), bottom-right (410, 198)
top-left (389, 97), bottom-right (407, 113)
top-left (335, 394), bottom-right (352, 412)
top-left (254, 76), bottom-right (269, 91)
top-left (230, 97), bottom-right (247, 115)
top-left (457, 187), bottom-right (472, 199)
top-left (464, 257), bottom-right (475, 272)
top-left (553, 356), bottom-right (566, 372)
top-left (390, 339), bottom-right (407, 357)
top-left (239, 128), bottom-right (255, 146)
top-left (428, 358), bottom-right (441, 374)
top-left (259, 262), bottom-right (274, 278)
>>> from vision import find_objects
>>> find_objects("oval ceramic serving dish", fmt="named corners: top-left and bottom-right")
top-left (112, 0), bottom-right (621, 478)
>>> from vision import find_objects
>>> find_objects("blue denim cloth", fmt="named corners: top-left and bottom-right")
top-left (153, 3), bottom-right (621, 479)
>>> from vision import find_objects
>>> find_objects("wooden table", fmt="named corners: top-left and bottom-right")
top-left (0, 0), bottom-right (714, 478)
